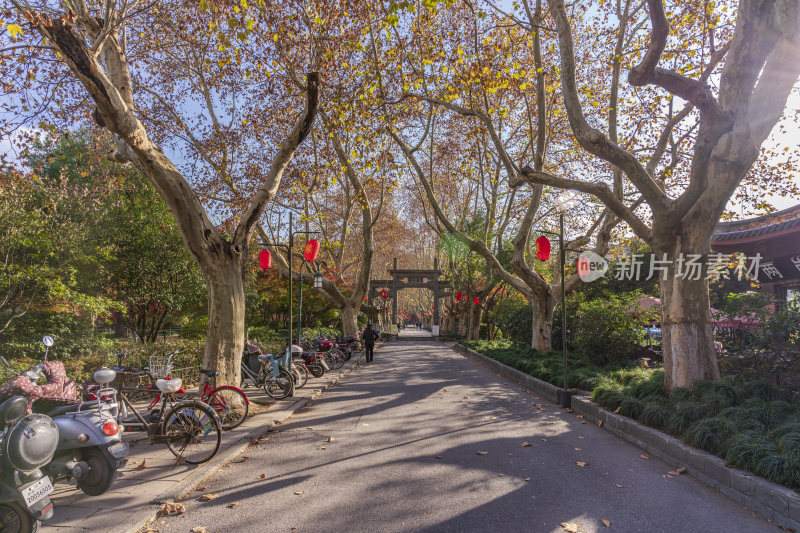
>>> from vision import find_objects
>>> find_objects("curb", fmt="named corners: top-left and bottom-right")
top-left (571, 395), bottom-right (800, 531)
top-left (451, 343), bottom-right (591, 402)
top-left (449, 343), bottom-right (800, 530)
top-left (118, 357), bottom-right (364, 533)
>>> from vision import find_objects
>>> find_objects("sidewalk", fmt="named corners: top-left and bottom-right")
top-left (41, 352), bottom-right (366, 533)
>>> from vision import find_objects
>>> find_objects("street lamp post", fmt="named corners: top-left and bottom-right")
top-left (293, 230), bottom-right (320, 343)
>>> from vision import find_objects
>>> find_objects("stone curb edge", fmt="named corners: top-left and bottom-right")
top-left (451, 343), bottom-right (591, 402)
top-left (449, 342), bottom-right (800, 530)
top-left (116, 356), bottom-right (365, 533)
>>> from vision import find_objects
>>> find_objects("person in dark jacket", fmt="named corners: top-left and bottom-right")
top-left (362, 323), bottom-right (378, 363)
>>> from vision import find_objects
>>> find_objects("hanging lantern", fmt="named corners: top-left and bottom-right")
top-left (364, 295), bottom-right (368, 302)
top-left (380, 289), bottom-right (388, 299)
top-left (473, 296), bottom-right (480, 305)
top-left (258, 250), bottom-right (272, 270)
top-left (535, 236), bottom-right (551, 261)
top-left (455, 291), bottom-right (462, 302)
top-left (303, 239), bottom-right (320, 262)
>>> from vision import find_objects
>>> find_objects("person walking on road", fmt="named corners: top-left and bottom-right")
top-left (362, 323), bottom-right (378, 363)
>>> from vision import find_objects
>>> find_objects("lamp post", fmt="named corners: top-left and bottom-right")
top-left (295, 232), bottom-right (320, 342)
top-left (533, 201), bottom-right (577, 408)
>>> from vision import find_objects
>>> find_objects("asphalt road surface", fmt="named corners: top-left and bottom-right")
top-left (152, 341), bottom-right (776, 533)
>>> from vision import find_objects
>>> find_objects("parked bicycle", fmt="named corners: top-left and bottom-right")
top-left (241, 341), bottom-right (295, 400)
top-left (116, 378), bottom-right (222, 464)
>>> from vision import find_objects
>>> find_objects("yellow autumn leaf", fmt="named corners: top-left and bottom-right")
top-left (7, 24), bottom-right (23, 39)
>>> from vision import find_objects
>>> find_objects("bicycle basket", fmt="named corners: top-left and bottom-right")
top-left (148, 356), bottom-right (172, 378)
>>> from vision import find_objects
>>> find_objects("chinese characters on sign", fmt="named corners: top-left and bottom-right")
top-left (612, 253), bottom-right (764, 282)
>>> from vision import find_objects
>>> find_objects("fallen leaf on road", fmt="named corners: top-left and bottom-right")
top-left (294, 491), bottom-right (304, 495)
top-left (196, 486), bottom-right (209, 491)
top-left (498, 474), bottom-right (504, 477)
top-left (601, 519), bottom-right (611, 527)
top-left (250, 438), bottom-right (259, 445)
top-left (361, 423), bottom-right (369, 426)
top-left (668, 470), bottom-right (681, 477)
top-left (258, 473), bottom-right (266, 479)
top-left (317, 446), bottom-right (326, 450)
top-left (640, 454), bottom-right (650, 460)
top-left (490, 417), bottom-right (497, 420)
top-left (435, 456), bottom-right (443, 459)
top-left (233, 456), bottom-right (250, 463)
top-left (598, 420), bottom-right (604, 427)
top-left (576, 462), bottom-right (588, 467)
top-left (574, 448), bottom-right (582, 451)
top-left (326, 436), bottom-right (335, 442)
top-left (142, 528), bottom-right (159, 533)
top-left (565, 408), bottom-right (573, 413)
top-left (307, 427), bottom-right (315, 430)
top-left (576, 415), bottom-right (584, 419)
top-left (615, 484), bottom-right (623, 488)
top-left (426, 510), bottom-right (433, 514)
top-left (476, 451), bottom-right (488, 455)
top-left (676, 466), bottom-right (686, 473)
top-left (613, 407), bottom-right (621, 414)
top-left (561, 522), bottom-right (580, 532)
top-left (135, 460), bottom-right (147, 471)
top-left (522, 442), bottom-right (532, 447)
top-left (541, 438), bottom-right (547, 442)
top-left (199, 494), bottom-right (218, 501)
top-left (524, 477), bottom-right (531, 482)
top-left (191, 527), bottom-right (210, 533)
top-left (577, 436), bottom-right (584, 439)
top-left (158, 502), bottom-right (185, 516)
top-left (227, 502), bottom-right (239, 509)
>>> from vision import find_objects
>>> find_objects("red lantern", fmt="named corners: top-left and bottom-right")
top-left (455, 291), bottom-right (462, 302)
top-left (473, 296), bottom-right (480, 305)
top-left (364, 295), bottom-right (368, 302)
top-left (535, 236), bottom-right (551, 261)
top-left (258, 250), bottom-right (272, 270)
top-left (303, 239), bottom-right (320, 262)
top-left (380, 289), bottom-right (388, 299)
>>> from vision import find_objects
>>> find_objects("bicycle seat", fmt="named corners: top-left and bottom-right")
top-left (156, 379), bottom-right (182, 393)
top-left (257, 354), bottom-right (275, 362)
top-left (200, 368), bottom-right (219, 377)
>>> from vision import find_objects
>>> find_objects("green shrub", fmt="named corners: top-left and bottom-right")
top-left (725, 431), bottom-right (777, 471)
top-left (755, 453), bottom-right (795, 486)
top-left (777, 432), bottom-right (800, 464)
top-left (639, 402), bottom-right (669, 429)
top-left (619, 397), bottom-right (644, 419)
top-left (668, 387), bottom-right (694, 404)
top-left (700, 392), bottom-right (732, 416)
top-left (666, 402), bottom-right (705, 435)
top-left (181, 316), bottom-right (208, 339)
top-left (494, 296), bottom-right (532, 346)
top-left (685, 417), bottom-right (736, 454)
top-left (572, 292), bottom-right (655, 366)
top-left (719, 406), bottom-right (767, 433)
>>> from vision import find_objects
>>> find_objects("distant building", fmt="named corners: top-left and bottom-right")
top-left (711, 204), bottom-right (800, 303)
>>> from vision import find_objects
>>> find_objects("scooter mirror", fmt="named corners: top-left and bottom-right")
top-left (42, 336), bottom-right (54, 347)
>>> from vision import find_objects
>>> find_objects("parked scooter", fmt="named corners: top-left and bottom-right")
top-left (0, 337), bottom-right (127, 496)
top-left (0, 395), bottom-right (59, 531)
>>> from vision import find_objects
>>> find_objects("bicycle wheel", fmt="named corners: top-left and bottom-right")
top-left (263, 368), bottom-right (294, 399)
top-left (161, 401), bottom-right (221, 464)
top-left (350, 340), bottom-right (364, 354)
top-left (206, 386), bottom-right (249, 430)
top-left (325, 350), bottom-right (345, 370)
top-left (292, 363), bottom-right (308, 389)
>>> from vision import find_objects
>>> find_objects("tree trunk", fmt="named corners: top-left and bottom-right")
top-left (458, 311), bottom-right (468, 337)
top-left (468, 306), bottom-right (483, 340)
top-left (202, 257), bottom-right (246, 387)
top-left (655, 234), bottom-right (721, 390)
top-left (531, 292), bottom-right (554, 352)
top-left (341, 305), bottom-right (359, 337)
top-left (659, 271), bottom-right (720, 390)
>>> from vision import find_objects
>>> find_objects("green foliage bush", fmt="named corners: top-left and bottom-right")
top-left (181, 316), bottom-right (208, 339)
top-left (462, 339), bottom-right (608, 391)
top-left (495, 296), bottom-right (532, 346)
top-left (572, 292), bottom-right (655, 365)
top-left (685, 417), bottom-right (736, 454)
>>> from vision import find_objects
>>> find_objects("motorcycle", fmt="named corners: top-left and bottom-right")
top-left (0, 337), bottom-right (127, 496)
top-left (0, 395), bottom-right (59, 532)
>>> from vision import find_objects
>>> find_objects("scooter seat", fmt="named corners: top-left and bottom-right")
top-left (47, 401), bottom-right (92, 417)
top-left (200, 369), bottom-right (219, 377)
top-left (257, 354), bottom-right (275, 362)
top-left (156, 379), bottom-right (182, 394)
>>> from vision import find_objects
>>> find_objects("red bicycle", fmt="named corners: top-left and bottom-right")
top-left (138, 359), bottom-right (250, 431)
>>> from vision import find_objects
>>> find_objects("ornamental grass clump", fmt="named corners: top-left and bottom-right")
top-left (725, 431), bottom-right (777, 471)
top-left (684, 417), bottom-right (736, 454)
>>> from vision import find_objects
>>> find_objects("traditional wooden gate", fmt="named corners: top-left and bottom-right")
top-left (370, 258), bottom-right (452, 336)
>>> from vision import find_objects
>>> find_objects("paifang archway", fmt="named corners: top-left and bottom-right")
top-left (370, 258), bottom-right (452, 336)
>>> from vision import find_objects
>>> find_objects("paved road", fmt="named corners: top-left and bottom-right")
top-left (153, 341), bottom-right (775, 533)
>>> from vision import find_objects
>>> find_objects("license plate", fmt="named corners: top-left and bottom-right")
top-left (21, 477), bottom-right (53, 508)
top-left (108, 442), bottom-right (129, 458)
